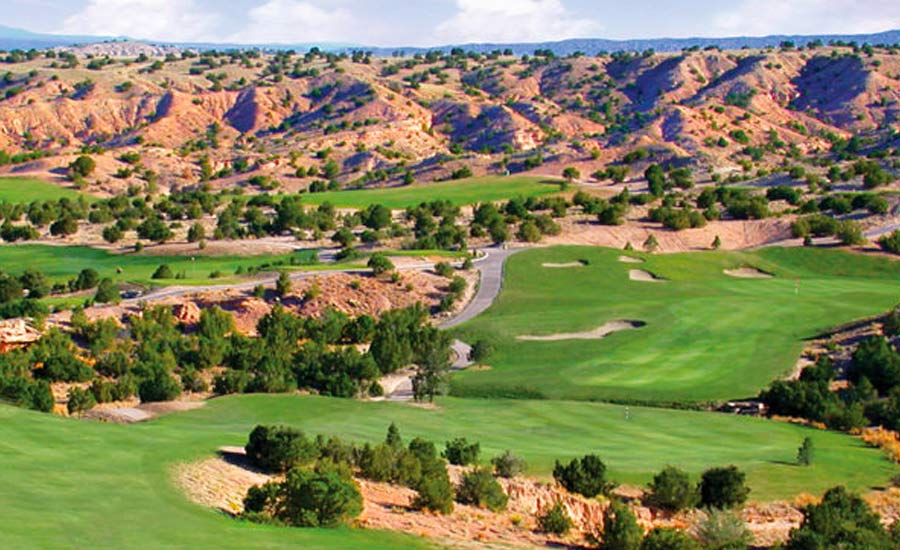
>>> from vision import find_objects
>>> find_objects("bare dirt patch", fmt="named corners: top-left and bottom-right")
top-left (724, 267), bottom-right (774, 279)
top-left (518, 320), bottom-right (646, 342)
top-left (629, 270), bottom-right (667, 283)
top-left (85, 399), bottom-right (206, 424)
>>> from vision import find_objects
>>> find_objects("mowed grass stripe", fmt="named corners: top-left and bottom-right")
top-left (451, 246), bottom-right (900, 403)
top-left (296, 176), bottom-right (562, 208)
top-left (0, 176), bottom-right (89, 203)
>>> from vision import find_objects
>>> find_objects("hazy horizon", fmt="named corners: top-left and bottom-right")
top-left (2, 0), bottom-right (900, 48)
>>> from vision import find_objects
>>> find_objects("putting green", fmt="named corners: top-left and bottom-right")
top-left (0, 394), bottom-right (893, 549)
top-left (451, 246), bottom-right (900, 404)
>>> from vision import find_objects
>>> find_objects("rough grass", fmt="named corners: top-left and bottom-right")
top-left (0, 245), bottom-right (319, 286)
top-left (296, 176), bottom-right (562, 208)
top-left (451, 246), bottom-right (900, 404)
top-left (0, 394), bottom-right (893, 549)
top-left (0, 177), bottom-right (88, 203)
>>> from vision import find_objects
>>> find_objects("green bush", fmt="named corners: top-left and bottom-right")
top-left (491, 450), bottom-right (526, 478)
top-left (553, 454), bottom-right (614, 498)
top-left (455, 468), bottom-right (508, 512)
top-left (694, 509), bottom-right (752, 550)
top-left (67, 387), bottom-right (96, 415)
top-left (646, 466), bottom-right (699, 512)
top-left (151, 265), bottom-right (174, 280)
top-left (537, 502), bottom-right (573, 535)
top-left (699, 466), bottom-right (750, 509)
top-left (245, 425), bottom-right (317, 473)
top-left (640, 528), bottom-right (700, 550)
top-left (878, 230), bottom-right (900, 255)
top-left (599, 500), bottom-right (643, 550)
top-left (412, 461), bottom-right (454, 514)
top-left (443, 437), bottom-right (480, 466)
top-left (786, 486), bottom-right (892, 550)
top-left (244, 467), bottom-right (363, 528)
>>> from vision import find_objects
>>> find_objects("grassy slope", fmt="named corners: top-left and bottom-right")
top-left (0, 245), bottom-right (319, 286)
top-left (297, 176), bottom-right (562, 208)
top-left (0, 395), bottom-right (893, 550)
top-left (0, 177), bottom-right (88, 203)
top-left (451, 246), bottom-right (900, 403)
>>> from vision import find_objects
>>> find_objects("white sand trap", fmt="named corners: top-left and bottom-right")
top-left (618, 256), bottom-right (644, 264)
top-left (724, 267), bottom-right (773, 279)
top-left (629, 269), bottom-right (666, 283)
top-left (543, 261), bottom-right (587, 268)
top-left (518, 320), bottom-right (646, 341)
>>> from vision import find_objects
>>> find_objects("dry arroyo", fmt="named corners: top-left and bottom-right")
top-left (629, 269), bottom-right (666, 283)
top-left (724, 267), bottom-right (774, 279)
top-left (517, 320), bottom-right (646, 341)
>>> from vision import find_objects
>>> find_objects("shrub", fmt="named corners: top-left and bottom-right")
top-left (443, 437), bottom-right (480, 466)
top-left (797, 437), bottom-right (814, 466)
top-left (553, 454), bottom-right (614, 498)
top-left (646, 466), bottom-right (699, 512)
top-left (599, 500), bottom-right (643, 550)
top-left (367, 253), bottom-right (394, 276)
top-left (491, 450), bottom-right (526, 478)
top-left (537, 502), bottom-right (573, 535)
top-left (434, 262), bottom-right (454, 278)
top-left (694, 509), bottom-right (752, 550)
top-left (137, 370), bottom-right (181, 403)
top-left (412, 462), bottom-right (454, 514)
top-left (699, 466), bottom-right (749, 509)
top-left (152, 264), bottom-right (174, 280)
top-left (244, 467), bottom-right (363, 528)
top-left (469, 339), bottom-right (493, 363)
top-left (245, 425), bottom-right (317, 473)
top-left (640, 528), bottom-right (700, 550)
top-left (878, 230), bottom-right (900, 255)
top-left (67, 387), bottom-right (96, 415)
top-left (94, 278), bottom-right (120, 304)
top-left (68, 155), bottom-right (96, 179)
top-left (785, 486), bottom-right (891, 550)
top-left (456, 468), bottom-right (508, 512)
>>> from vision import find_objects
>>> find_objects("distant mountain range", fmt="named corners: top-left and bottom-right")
top-left (1, 23), bottom-right (899, 55)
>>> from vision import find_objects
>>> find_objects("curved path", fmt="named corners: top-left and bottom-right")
top-left (439, 247), bottom-right (523, 329)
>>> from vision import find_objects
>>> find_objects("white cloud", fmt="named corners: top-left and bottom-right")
top-left (434, 0), bottom-right (602, 44)
top-left (712, 0), bottom-right (900, 36)
top-left (228, 0), bottom-right (356, 44)
top-left (61, 0), bottom-right (218, 42)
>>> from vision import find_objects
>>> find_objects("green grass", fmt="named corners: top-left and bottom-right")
top-left (296, 176), bottom-right (562, 208)
top-left (0, 394), bottom-right (893, 549)
top-left (0, 245), bottom-right (319, 287)
top-left (0, 177), bottom-right (89, 203)
top-left (451, 246), bottom-right (900, 404)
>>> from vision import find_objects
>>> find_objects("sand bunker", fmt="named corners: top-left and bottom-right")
top-left (618, 256), bottom-right (644, 264)
top-left (518, 320), bottom-right (645, 341)
top-left (629, 270), bottom-right (666, 283)
top-left (724, 267), bottom-right (774, 279)
top-left (542, 260), bottom-right (588, 268)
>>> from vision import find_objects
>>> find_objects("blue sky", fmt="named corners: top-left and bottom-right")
top-left (4, 0), bottom-right (900, 46)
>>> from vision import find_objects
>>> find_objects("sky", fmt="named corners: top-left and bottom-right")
top-left (3, 0), bottom-right (900, 46)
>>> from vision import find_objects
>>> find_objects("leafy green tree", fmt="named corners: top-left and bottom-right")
top-left (712, 235), bottom-right (722, 250)
top-left (537, 502), bottom-right (574, 535)
top-left (699, 466), bottom-right (750, 509)
top-left (455, 468), bottom-right (508, 512)
top-left (19, 269), bottom-right (49, 299)
top-left (74, 268), bottom-right (100, 290)
top-left (0, 274), bottom-right (23, 304)
top-left (332, 227), bottom-right (355, 248)
top-left (412, 329), bottom-right (451, 402)
top-left (385, 422), bottom-right (403, 449)
top-left (878, 230), bottom-right (900, 255)
top-left (797, 437), bottom-right (814, 466)
top-left (644, 234), bottom-right (660, 253)
top-left (137, 367), bottom-right (181, 403)
top-left (187, 222), bottom-right (205, 243)
top-left (553, 454), bottom-right (614, 498)
top-left (647, 466), bottom-right (699, 512)
top-left (102, 224), bottom-right (123, 243)
top-left (412, 459), bottom-right (454, 514)
top-left (517, 219), bottom-right (542, 243)
top-left (562, 166), bottom-right (581, 185)
top-left (245, 467), bottom-right (363, 528)
top-left (599, 500), bottom-right (643, 550)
